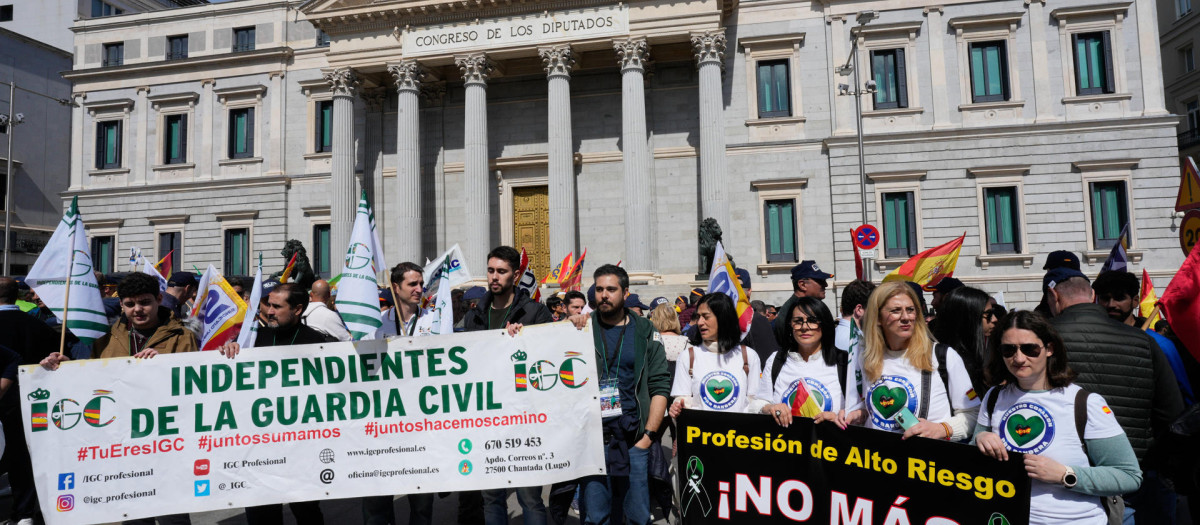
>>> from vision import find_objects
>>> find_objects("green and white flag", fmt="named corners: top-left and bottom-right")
top-left (415, 255), bottom-right (455, 336)
top-left (25, 197), bottom-right (110, 343)
top-left (334, 189), bottom-right (387, 340)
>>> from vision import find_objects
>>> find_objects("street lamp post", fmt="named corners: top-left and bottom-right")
top-left (836, 10), bottom-right (878, 281)
top-left (2, 80), bottom-right (20, 276)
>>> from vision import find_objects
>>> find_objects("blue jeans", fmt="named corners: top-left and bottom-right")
top-left (482, 486), bottom-right (546, 525)
top-left (1124, 469), bottom-right (1175, 524)
top-left (580, 446), bottom-right (651, 525)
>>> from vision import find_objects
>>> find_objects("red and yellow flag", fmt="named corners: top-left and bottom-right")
top-left (1140, 269), bottom-right (1161, 327)
top-left (554, 252), bottom-right (575, 286)
top-left (154, 250), bottom-right (174, 281)
top-left (560, 248), bottom-right (587, 292)
top-left (279, 252), bottom-right (299, 283)
top-left (790, 382), bottom-right (823, 418)
top-left (883, 233), bottom-right (966, 291)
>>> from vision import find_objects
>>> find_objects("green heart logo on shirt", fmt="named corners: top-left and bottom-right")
top-left (871, 386), bottom-right (907, 419)
top-left (705, 378), bottom-right (735, 403)
top-left (1006, 415), bottom-right (1046, 446)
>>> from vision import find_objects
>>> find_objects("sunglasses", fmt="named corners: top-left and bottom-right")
top-left (999, 343), bottom-right (1044, 359)
top-left (790, 317), bottom-right (821, 329)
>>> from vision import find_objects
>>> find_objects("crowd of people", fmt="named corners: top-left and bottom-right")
top-left (1, 244), bottom-right (1198, 525)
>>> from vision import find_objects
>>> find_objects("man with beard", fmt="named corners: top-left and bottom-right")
top-left (1092, 271), bottom-right (1144, 327)
top-left (461, 246), bottom-right (552, 525)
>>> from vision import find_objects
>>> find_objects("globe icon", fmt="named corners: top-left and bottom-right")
top-left (319, 449), bottom-right (335, 464)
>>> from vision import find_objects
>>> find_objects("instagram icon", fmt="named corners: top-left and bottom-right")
top-left (56, 495), bottom-right (74, 512)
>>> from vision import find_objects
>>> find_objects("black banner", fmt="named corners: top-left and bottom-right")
top-left (675, 410), bottom-right (1030, 524)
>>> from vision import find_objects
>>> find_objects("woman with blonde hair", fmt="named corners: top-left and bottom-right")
top-left (845, 281), bottom-right (980, 441)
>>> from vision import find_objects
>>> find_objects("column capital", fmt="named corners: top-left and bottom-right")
top-left (455, 53), bottom-right (494, 86)
top-left (614, 38), bottom-right (650, 72)
top-left (539, 45), bottom-right (575, 79)
top-left (324, 67), bottom-right (359, 97)
top-left (690, 31), bottom-right (727, 69)
top-left (72, 93), bottom-right (87, 104)
top-left (922, 5), bottom-right (944, 14)
top-left (388, 60), bottom-right (424, 93)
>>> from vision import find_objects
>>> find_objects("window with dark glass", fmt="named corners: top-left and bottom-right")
top-left (167, 35), bottom-right (188, 60)
top-left (0, 5), bottom-right (13, 22)
top-left (317, 30), bottom-right (330, 47)
top-left (764, 199), bottom-right (797, 263)
top-left (91, 236), bottom-right (114, 274)
top-left (102, 42), bottom-right (123, 67)
top-left (158, 231), bottom-right (181, 275)
top-left (871, 48), bottom-right (908, 110)
top-left (91, 0), bottom-right (122, 17)
top-left (233, 27), bottom-right (256, 53)
top-left (313, 224), bottom-right (331, 278)
top-left (882, 191), bottom-right (917, 258)
top-left (755, 59), bottom-right (791, 118)
top-left (1184, 46), bottom-right (1196, 73)
top-left (228, 108), bottom-right (254, 159)
top-left (224, 229), bottom-right (249, 276)
top-left (95, 120), bottom-right (122, 169)
top-left (969, 40), bottom-right (1009, 103)
top-left (315, 100), bottom-right (333, 153)
top-left (1090, 181), bottom-right (1128, 249)
top-left (163, 114), bottom-right (187, 165)
top-left (1073, 32), bottom-right (1115, 95)
top-left (984, 187), bottom-right (1021, 254)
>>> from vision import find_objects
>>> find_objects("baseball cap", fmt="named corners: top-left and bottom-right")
top-left (734, 267), bottom-right (752, 291)
top-left (690, 287), bottom-right (705, 304)
top-left (379, 288), bottom-right (394, 306)
top-left (167, 272), bottom-right (198, 287)
top-left (1042, 250), bottom-right (1081, 271)
top-left (464, 286), bottom-right (486, 301)
top-left (1043, 267), bottom-right (1089, 290)
top-left (260, 278), bottom-right (280, 297)
top-left (624, 293), bottom-right (650, 310)
top-left (791, 260), bottom-right (833, 282)
top-left (932, 277), bottom-right (964, 294)
top-left (650, 296), bottom-right (670, 310)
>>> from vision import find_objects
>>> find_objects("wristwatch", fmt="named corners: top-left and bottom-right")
top-left (1061, 466), bottom-right (1077, 488)
top-left (644, 428), bottom-right (663, 442)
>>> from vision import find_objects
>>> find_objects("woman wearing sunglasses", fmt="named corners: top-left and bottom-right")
top-left (930, 286), bottom-right (996, 409)
top-left (975, 311), bottom-right (1140, 524)
top-left (845, 282), bottom-right (981, 440)
top-left (668, 293), bottom-right (764, 417)
top-left (757, 297), bottom-right (851, 428)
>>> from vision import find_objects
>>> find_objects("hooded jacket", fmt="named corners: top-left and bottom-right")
top-left (591, 308), bottom-right (671, 442)
top-left (462, 288), bottom-right (553, 331)
top-left (92, 307), bottom-right (198, 359)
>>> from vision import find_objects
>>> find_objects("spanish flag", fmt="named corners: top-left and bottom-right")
top-left (1140, 269), bottom-right (1161, 327)
top-left (790, 382), bottom-right (823, 418)
top-left (560, 248), bottom-right (587, 292)
top-left (154, 250), bottom-right (174, 280)
top-left (883, 233), bottom-right (966, 291)
top-left (551, 252), bottom-right (573, 285)
top-left (279, 252), bottom-right (299, 283)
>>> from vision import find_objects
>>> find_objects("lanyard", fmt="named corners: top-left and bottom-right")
top-left (273, 327), bottom-right (300, 346)
top-left (488, 303), bottom-right (513, 330)
top-left (394, 309), bottom-right (418, 336)
top-left (599, 314), bottom-right (630, 382)
top-left (128, 330), bottom-right (146, 356)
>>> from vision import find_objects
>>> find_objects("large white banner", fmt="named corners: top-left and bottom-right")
top-left (402, 5), bottom-right (629, 57)
top-left (21, 323), bottom-right (605, 524)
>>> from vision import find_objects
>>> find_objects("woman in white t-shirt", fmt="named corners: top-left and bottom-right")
top-left (668, 293), bottom-right (764, 416)
top-left (974, 311), bottom-right (1140, 525)
top-left (757, 296), bottom-right (850, 428)
top-left (844, 281), bottom-right (980, 440)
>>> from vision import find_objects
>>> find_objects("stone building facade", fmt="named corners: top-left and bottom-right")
top-left (65, 0), bottom-right (1184, 307)
top-left (1158, 0), bottom-right (1200, 160)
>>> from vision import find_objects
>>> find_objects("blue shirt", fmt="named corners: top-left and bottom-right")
top-left (599, 316), bottom-right (639, 420)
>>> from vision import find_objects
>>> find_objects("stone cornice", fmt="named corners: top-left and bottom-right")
top-left (63, 48), bottom-right (293, 83)
top-left (304, 0), bottom-right (625, 35)
top-left (1049, 2), bottom-right (1131, 21)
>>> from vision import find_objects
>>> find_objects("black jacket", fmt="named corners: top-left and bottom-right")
top-left (1052, 303), bottom-right (1184, 466)
top-left (255, 323), bottom-right (337, 347)
top-left (462, 288), bottom-right (552, 332)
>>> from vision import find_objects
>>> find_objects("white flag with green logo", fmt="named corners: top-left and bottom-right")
top-left (25, 197), bottom-right (110, 343)
top-left (334, 190), bottom-right (387, 340)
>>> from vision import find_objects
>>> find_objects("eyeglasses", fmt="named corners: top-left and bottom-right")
top-left (791, 317), bottom-right (820, 329)
top-left (999, 343), bottom-right (1044, 359)
top-left (983, 309), bottom-right (999, 320)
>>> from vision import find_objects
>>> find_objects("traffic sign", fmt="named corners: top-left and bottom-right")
top-left (1181, 209), bottom-right (1200, 256)
top-left (853, 224), bottom-right (881, 250)
top-left (1176, 156), bottom-right (1200, 213)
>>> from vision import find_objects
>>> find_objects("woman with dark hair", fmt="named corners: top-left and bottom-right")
top-left (930, 286), bottom-right (994, 400)
top-left (975, 311), bottom-right (1140, 524)
top-left (757, 297), bottom-right (851, 428)
top-left (668, 293), bottom-right (764, 416)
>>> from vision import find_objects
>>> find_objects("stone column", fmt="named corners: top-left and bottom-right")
top-left (362, 87), bottom-right (386, 246)
top-left (1025, 0), bottom-right (1055, 122)
top-left (324, 67), bottom-right (359, 263)
top-left (69, 93), bottom-right (85, 189)
top-left (924, 7), bottom-right (952, 129)
top-left (389, 60), bottom-right (423, 264)
top-left (269, 72), bottom-right (285, 175)
top-left (540, 45), bottom-right (577, 263)
top-left (1134, 0), bottom-right (1168, 116)
top-left (199, 79), bottom-right (214, 181)
top-left (134, 86), bottom-right (149, 185)
top-left (692, 31), bottom-right (730, 236)
top-left (614, 38), bottom-right (652, 273)
top-left (456, 53), bottom-right (493, 270)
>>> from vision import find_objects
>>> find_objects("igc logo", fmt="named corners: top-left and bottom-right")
top-left (512, 350), bottom-right (589, 392)
top-left (29, 388), bottom-right (117, 432)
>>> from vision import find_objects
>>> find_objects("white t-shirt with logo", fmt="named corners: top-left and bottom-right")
top-left (978, 384), bottom-right (1123, 525)
top-left (757, 351), bottom-right (845, 412)
top-left (671, 343), bottom-right (762, 413)
top-left (845, 346), bottom-right (980, 432)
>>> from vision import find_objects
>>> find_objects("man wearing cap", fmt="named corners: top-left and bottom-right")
top-left (161, 271), bottom-right (198, 320)
top-left (1035, 250), bottom-right (1081, 317)
top-left (929, 277), bottom-right (963, 318)
top-left (304, 279), bottom-right (352, 341)
top-left (625, 294), bottom-right (650, 317)
top-left (773, 260), bottom-right (832, 332)
top-left (1046, 267), bottom-right (1183, 523)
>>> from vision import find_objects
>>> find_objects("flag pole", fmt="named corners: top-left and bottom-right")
top-left (58, 225), bottom-right (77, 356)
top-left (1140, 305), bottom-right (1160, 331)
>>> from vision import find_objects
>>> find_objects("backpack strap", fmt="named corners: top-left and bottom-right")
top-left (985, 386), bottom-right (1001, 427)
top-left (741, 345), bottom-right (749, 377)
top-left (919, 369), bottom-right (932, 419)
top-left (688, 345), bottom-right (695, 378)
top-left (935, 343), bottom-right (953, 411)
top-left (1075, 387), bottom-right (1092, 460)
top-left (836, 350), bottom-right (849, 393)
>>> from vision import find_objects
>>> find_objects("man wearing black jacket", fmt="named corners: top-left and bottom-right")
top-left (1046, 268), bottom-right (1184, 524)
top-left (460, 246), bottom-right (552, 525)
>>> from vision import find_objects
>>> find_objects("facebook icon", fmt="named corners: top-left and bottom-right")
top-left (58, 473), bottom-right (74, 490)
